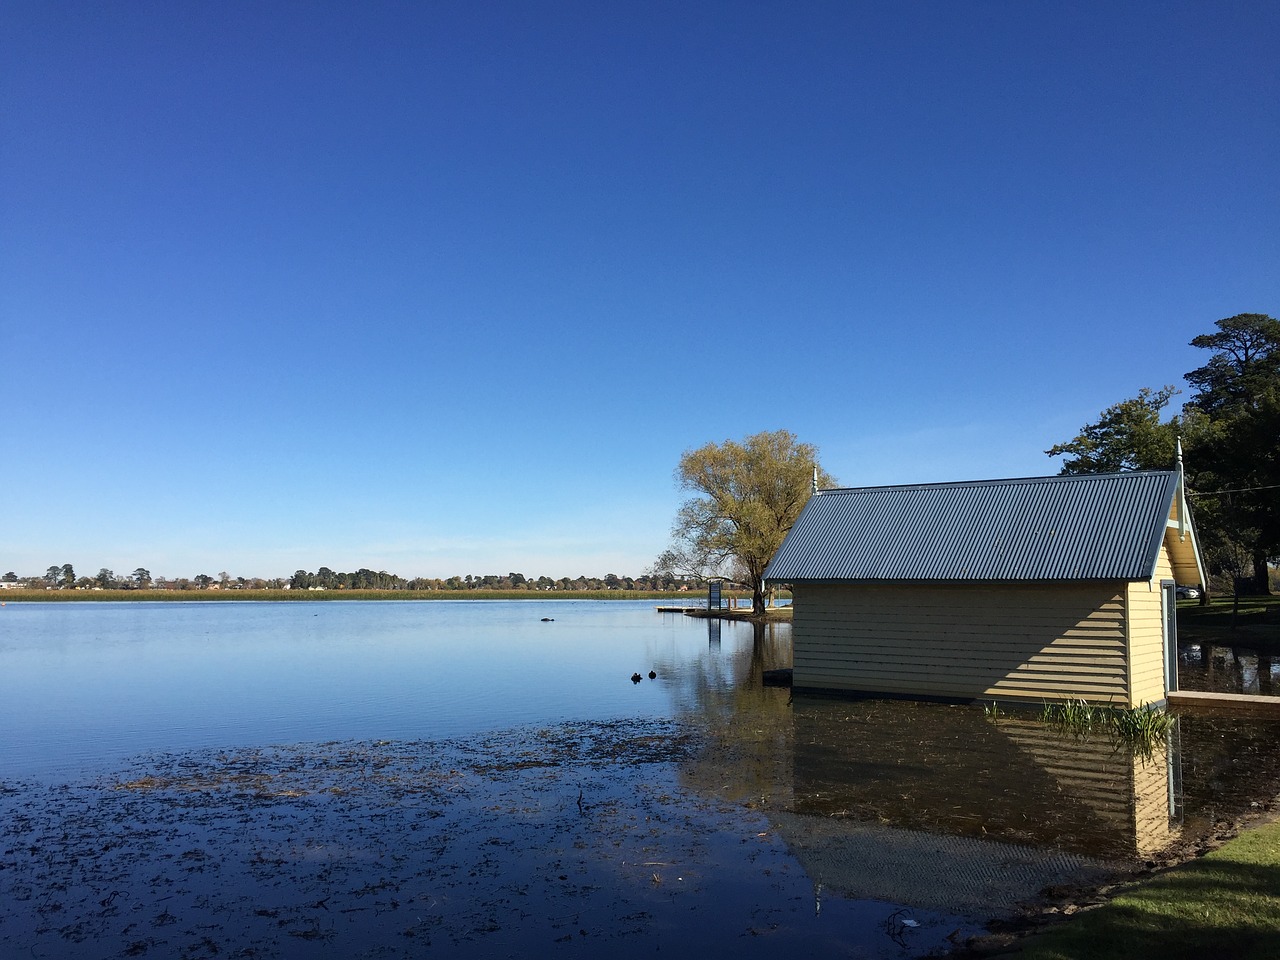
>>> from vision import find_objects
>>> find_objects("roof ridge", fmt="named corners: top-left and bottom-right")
top-left (817, 469), bottom-right (1176, 496)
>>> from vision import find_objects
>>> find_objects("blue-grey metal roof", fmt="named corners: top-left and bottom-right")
top-left (764, 470), bottom-right (1180, 584)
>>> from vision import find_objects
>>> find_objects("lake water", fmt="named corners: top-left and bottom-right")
top-left (0, 600), bottom-right (761, 779)
top-left (2, 599), bottom-right (1275, 818)
top-left (3, 600), bottom-right (1279, 958)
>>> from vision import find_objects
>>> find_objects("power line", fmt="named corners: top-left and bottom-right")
top-left (1187, 483), bottom-right (1280, 497)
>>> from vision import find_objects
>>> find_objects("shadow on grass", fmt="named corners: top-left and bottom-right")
top-left (1009, 823), bottom-right (1280, 960)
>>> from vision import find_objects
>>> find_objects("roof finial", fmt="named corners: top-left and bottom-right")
top-left (1175, 435), bottom-right (1187, 542)
top-left (812, 465), bottom-right (819, 495)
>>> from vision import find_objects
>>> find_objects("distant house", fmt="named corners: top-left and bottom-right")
top-left (764, 469), bottom-right (1205, 708)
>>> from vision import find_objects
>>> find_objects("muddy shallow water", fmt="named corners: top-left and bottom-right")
top-left (2, 720), bottom-right (996, 959)
top-left (4, 602), bottom-right (1280, 958)
top-left (6, 705), bottom-right (1279, 959)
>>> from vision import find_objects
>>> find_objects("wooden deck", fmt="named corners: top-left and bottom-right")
top-left (1168, 690), bottom-right (1280, 717)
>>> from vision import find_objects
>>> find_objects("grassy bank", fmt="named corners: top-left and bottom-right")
top-left (992, 594), bottom-right (1280, 959)
top-left (1000, 818), bottom-right (1280, 960)
top-left (0, 588), bottom-right (749, 603)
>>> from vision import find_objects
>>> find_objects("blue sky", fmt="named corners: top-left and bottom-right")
top-left (3, 1), bottom-right (1276, 580)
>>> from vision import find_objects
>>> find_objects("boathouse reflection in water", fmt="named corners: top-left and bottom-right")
top-left (678, 619), bottom-right (1197, 887)
top-left (676, 668), bottom-right (1187, 915)
top-left (787, 699), bottom-right (1181, 861)
top-left (674, 609), bottom-right (1280, 920)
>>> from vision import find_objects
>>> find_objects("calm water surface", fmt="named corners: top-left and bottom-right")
top-left (0, 600), bottom-right (763, 779)
top-left (4, 600), bottom-right (1280, 959)
top-left (2, 600), bottom-right (1275, 831)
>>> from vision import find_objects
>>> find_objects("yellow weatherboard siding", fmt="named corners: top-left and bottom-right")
top-left (772, 470), bottom-right (1205, 707)
top-left (793, 582), bottom-right (1135, 705)
top-left (996, 718), bottom-right (1178, 858)
top-left (1126, 546), bottom-right (1175, 706)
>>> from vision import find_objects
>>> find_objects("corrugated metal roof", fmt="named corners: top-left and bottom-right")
top-left (764, 471), bottom-right (1180, 583)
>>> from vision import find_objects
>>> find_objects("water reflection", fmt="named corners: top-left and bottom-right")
top-left (670, 625), bottom-right (1280, 906)
top-left (682, 694), bottom-right (1181, 865)
top-left (672, 624), bottom-right (1280, 881)
top-left (1176, 713), bottom-right (1280, 825)
top-left (1179, 642), bottom-right (1280, 695)
top-left (791, 702), bottom-right (1182, 861)
top-left (4, 602), bottom-right (1278, 954)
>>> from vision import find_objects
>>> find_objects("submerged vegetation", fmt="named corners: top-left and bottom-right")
top-left (983, 698), bottom-right (1178, 754)
top-left (1038, 698), bottom-right (1176, 752)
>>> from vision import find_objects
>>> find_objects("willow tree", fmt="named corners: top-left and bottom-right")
top-left (659, 430), bottom-right (836, 616)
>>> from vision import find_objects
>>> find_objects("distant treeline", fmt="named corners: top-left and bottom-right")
top-left (0, 588), bottom-right (731, 603)
top-left (290, 569), bottom-right (701, 592)
top-left (2, 566), bottom-right (704, 593)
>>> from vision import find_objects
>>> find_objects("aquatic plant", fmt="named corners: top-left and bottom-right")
top-left (1108, 702), bottom-right (1176, 742)
top-left (1040, 698), bottom-right (1100, 734)
top-left (1039, 698), bottom-right (1175, 754)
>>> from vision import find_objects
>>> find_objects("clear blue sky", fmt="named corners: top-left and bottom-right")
top-left (3, 2), bottom-right (1276, 581)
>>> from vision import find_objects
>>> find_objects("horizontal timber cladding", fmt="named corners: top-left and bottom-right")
top-left (996, 719), bottom-right (1178, 858)
top-left (1126, 546), bottom-right (1175, 707)
top-left (792, 582), bottom-right (1133, 706)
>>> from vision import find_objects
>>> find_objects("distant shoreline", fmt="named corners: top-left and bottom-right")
top-left (0, 588), bottom-right (769, 603)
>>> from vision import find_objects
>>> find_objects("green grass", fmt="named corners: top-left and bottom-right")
top-left (1009, 819), bottom-right (1280, 960)
top-left (0, 588), bottom-right (740, 603)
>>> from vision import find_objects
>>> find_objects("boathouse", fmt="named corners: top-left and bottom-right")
top-left (764, 469), bottom-right (1205, 708)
